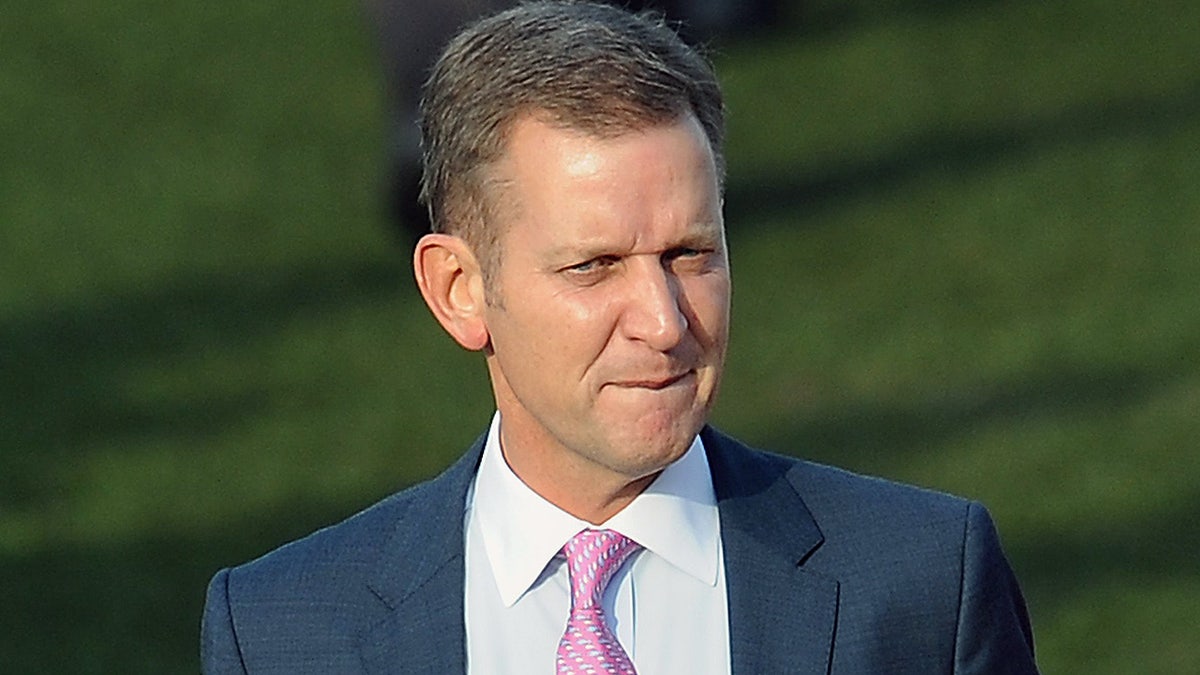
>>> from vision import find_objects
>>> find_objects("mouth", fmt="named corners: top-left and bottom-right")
top-left (610, 370), bottom-right (695, 390)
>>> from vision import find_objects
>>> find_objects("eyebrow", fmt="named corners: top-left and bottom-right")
top-left (545, 222), bottom-right (723, 264)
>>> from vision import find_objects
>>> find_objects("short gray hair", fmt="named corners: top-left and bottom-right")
top-left (418, 1), bottom-right (725, 279)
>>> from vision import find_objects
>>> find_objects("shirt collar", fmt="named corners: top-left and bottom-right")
top-left (470, 412), bottom-right (720, 607)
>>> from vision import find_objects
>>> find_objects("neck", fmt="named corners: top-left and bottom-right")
top-left (497, 429), bottom-right (660, 524)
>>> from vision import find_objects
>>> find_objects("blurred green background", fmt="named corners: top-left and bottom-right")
top-left (2, 0), bottom-right (1197, 672)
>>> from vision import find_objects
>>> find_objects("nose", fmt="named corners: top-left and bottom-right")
top-left (621, 260), bottom-right (688, 350)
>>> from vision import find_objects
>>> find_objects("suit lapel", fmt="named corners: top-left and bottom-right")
top-left (704, 428), bottom-right (839, 675)
top-left (360, 438), bottom-right (485, 675)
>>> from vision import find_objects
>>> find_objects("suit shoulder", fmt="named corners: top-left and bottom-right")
top-left (224, 445), bottom-right (479, 600)
top-left (787, 455), bottom-right (972, 522)
top-left (707, 428), bottom-right (971, 514)
top-left (705, 427), bottom-right (975, 537)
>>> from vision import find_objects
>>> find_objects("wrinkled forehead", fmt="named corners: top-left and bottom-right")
top-left (498, 112), bottom-right (720, 229)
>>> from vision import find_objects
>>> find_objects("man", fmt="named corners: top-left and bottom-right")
top-left (202, 3), bottom-right (1039, 673)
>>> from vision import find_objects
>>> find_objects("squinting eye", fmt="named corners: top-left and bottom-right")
top-left (561, 255), bottom-right (619, 279)
top-left (563, 255), bottom-right (618, 276)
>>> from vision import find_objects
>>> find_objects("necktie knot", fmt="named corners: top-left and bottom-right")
top-left (562, 529), bottom-right (642, 610)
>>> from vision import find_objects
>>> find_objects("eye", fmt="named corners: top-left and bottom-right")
top-left (663, 246), bottom-right (714, 270)
top-left (561, 255), bottom-right (619, 279)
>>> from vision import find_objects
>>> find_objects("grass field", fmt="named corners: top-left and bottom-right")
top-left (2, 0), bottom-right (1198, 672)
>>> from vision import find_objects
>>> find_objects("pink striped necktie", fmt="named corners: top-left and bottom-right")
top-left (556, 529), bottom-right (642, 674)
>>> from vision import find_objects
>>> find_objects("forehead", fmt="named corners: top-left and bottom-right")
top-left (489, 112), bottom-right (721, 243)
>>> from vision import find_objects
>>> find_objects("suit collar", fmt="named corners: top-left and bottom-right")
top-left (704, 426), bottom-right (839, 675)
top-left (703, 426), bottom-right (824, 563)
top-left (360, 435), bottom-right (485, 674)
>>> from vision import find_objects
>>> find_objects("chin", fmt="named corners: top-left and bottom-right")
top-left (612, 418), bottom-right (700, 472)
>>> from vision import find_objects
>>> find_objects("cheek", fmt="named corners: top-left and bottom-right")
top-left (501, 292), bottom-right (619, 382)
top-left (559, 288), bottom-right (625, 346)
top-left (683, 277), bottom-right (731, 345)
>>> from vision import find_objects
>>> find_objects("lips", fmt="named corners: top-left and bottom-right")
top-left (609, 370), bottom-right (694, 390)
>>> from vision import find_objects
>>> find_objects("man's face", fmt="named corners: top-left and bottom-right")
top-left (480, 112), bottom-right (730, 499)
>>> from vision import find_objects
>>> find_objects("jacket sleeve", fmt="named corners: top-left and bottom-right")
top-left (954, 502), bottom-right (1039, 674)
top-left (201, 568), bottom-right (250, 675)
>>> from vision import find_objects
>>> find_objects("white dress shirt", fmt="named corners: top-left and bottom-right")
top-left (464, 413), bottom-right (732, 675)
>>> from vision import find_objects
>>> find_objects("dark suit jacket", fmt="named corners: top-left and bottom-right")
top-left (202, 427), bottom-right (1038, 673)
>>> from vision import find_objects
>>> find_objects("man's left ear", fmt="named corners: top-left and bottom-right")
top-left (412, 233), bottom-right (490, 351)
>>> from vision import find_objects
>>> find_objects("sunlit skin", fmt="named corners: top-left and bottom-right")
top-left (415, 112), bottom-right (730, 523)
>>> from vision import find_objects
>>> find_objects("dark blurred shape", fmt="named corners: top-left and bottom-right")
top-left (364, 0), bottom-right (780, 246)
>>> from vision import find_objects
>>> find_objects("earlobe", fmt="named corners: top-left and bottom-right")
top-left (413, 234), bottom-right (490, 351)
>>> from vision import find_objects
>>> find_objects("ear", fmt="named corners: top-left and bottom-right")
top-left (413, 233), bottom-right (491, 351)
